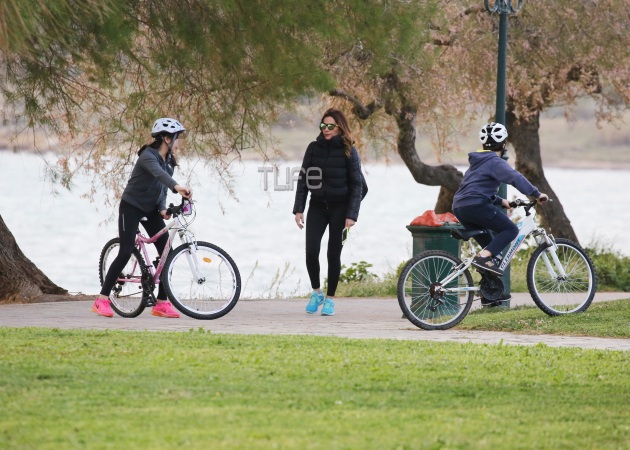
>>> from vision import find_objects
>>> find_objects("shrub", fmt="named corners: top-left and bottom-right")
top-left (338, 261), bottom-right (377, 283)
top-left (327, 261), bottom-right (406, 297)
top-left (585, 244), bottom-right (630, 291)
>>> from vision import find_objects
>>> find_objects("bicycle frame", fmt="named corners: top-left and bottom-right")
top-left (438, 204), bottom-right (566, 295)
top-left (117, 211), bottom-right (198, 288)
top-left (501, 208), bottom-right (568, 279)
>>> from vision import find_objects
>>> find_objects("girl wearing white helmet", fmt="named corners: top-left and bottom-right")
top-left (92, 118), bottom-right (193, 319)
top-left (452, 122), bottom-right (548, 302)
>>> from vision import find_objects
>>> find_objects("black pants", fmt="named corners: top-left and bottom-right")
top-left (305, 200), bottom-right (347, 297)
top-left (100, 200), bottom-right (169, 299)
top-left (453, 202), bottom-right (518, 257)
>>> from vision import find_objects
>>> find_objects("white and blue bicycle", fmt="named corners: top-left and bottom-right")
top-left (397, 199), bottom-right (597, 330)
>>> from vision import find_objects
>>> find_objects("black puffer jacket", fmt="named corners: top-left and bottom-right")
top-left (292, 134), bottom-right (363, 221)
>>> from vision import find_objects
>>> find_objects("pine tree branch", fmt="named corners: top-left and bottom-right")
top-left (329, 89), bottom-right (382, 120)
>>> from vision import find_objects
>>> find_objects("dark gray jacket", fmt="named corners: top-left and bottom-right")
top-left (121, 147), bottom-right (178, 213)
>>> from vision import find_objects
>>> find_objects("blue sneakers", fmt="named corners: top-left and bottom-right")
top-left (306, 291), bottom-right (324, 314)
top-left (321, 298), bottom-right (335, 316)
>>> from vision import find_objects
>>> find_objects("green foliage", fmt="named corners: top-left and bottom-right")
top-left (338, 261), bottom-right (376, 283)
top-left (0, 0), bottom-right (120, 53)
top-left (1, 328), bottom-right (628, 449)
top-left (333, 261), bottom-right (406, 297)
top-left (586, 244), bottom-right (630, 291)
top-left (333, 276), bottom-right (396, 298)
top-left (0, 0), bottom-right (444, 200)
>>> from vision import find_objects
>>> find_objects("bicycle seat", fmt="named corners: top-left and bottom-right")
top-left (450, 228), bottom-right (487, 241)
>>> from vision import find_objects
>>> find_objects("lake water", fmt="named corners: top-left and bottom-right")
top-left (2, 151), bottom-right (628, 298)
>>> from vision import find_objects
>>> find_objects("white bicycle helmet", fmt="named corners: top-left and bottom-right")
top-left (479, 122), bottom-right (508, 148)
top-left (151, 118), bottom-right (186, 137)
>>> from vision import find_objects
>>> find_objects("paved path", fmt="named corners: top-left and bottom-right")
top-left (1, 293), bottom-right (628, 351)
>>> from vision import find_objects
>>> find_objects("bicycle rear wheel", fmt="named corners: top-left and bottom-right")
top-left (527, 238), bottom-right (597, 316)
top-left (163, 241), bottom-right (241, 320)
top-left (99, 238), bottom-right (146, 318)
top-left (397, 250), bottom-right (474, 330)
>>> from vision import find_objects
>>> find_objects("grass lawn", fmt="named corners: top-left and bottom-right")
top-left (459, 298), bottom-right (630, 338)
top-left (1, 328), bottom-right (628, 449)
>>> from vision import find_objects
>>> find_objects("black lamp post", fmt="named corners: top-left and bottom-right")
top-left (484, 0), bottom-right (524, 306)
top-left (485, 0), bottom-right (524, 124)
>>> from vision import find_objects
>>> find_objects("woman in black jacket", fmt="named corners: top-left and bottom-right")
top-left (293, 108), bottom-right (363, 316)
top-left (92, 118), bottom-right (192, 318)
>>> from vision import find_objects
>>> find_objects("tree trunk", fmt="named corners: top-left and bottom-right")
top-left (332, 85), bottom-right (464, 213)
top-left (0, 215), bottom-right (67, 301)
top-left (506, 109), bottom-right (579, 242)
top-left (392, 103), bottom-right (463, 214)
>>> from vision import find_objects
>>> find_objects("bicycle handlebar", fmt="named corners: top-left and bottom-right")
top-left (166, 197), bottom-right (192, 217)
top-left (508, 198), bottom-right (552, 208)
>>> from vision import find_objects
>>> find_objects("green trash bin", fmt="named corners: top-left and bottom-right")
top-left (407, 223), bottom-right (463, 258)
top-left (406, 223), bottom-right (464, 318)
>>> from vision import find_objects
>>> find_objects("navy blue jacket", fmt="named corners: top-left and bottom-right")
top-left (293, 134), bottom-right (363, 221)
top-left (452, 150), bottom-right (541, 209)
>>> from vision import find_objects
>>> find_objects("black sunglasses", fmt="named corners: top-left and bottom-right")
top-left (320, 123), bottom-right (339, 131)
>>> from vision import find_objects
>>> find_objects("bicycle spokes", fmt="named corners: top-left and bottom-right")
top-left (163, 241), bottom-right (241, 320)
top-left (398, 251), bottom-right (475, 330)
top-left (99, 239), bottom-right (147, 318)
top-left (528, 239), bottom-right (596, 315)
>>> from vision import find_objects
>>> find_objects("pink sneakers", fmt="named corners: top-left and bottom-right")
top-left (92, 298), bottom-right (114, 318)
top-left (92, 298), bottom-right (179, 318)
top-left (151, 301), bottom-right (180, 318)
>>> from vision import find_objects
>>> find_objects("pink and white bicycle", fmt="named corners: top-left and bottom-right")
top-left (99, 198), bottom-right (241, 319)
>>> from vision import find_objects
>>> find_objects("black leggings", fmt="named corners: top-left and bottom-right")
top-left (305, 200), bottom-right (347, 297)
top-left (100, 200), bottom-right (169, 299)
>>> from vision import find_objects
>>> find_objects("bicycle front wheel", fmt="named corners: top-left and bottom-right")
top-left (163, 241), bottom-right (241, 320)
top-left (527, 238), bottom-right (597, 316)
top-left (99, 238), bottom-right (146, 318)
top-left (397, 250), bottom-right (474, 330)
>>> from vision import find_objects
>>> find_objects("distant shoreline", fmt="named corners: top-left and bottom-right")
top-left (2, 147), bottom-right (628, 172)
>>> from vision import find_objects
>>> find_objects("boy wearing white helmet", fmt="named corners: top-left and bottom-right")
top-left (452, 122), bottom-right (548, 285)
top-left (92, 118), bottom-right (192, 318)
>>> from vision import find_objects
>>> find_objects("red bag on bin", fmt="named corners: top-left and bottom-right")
top-left (410, 210), bottom-right (459, 227)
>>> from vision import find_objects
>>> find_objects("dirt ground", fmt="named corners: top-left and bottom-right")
top-left (0, 293), bottom-right (95, 305)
